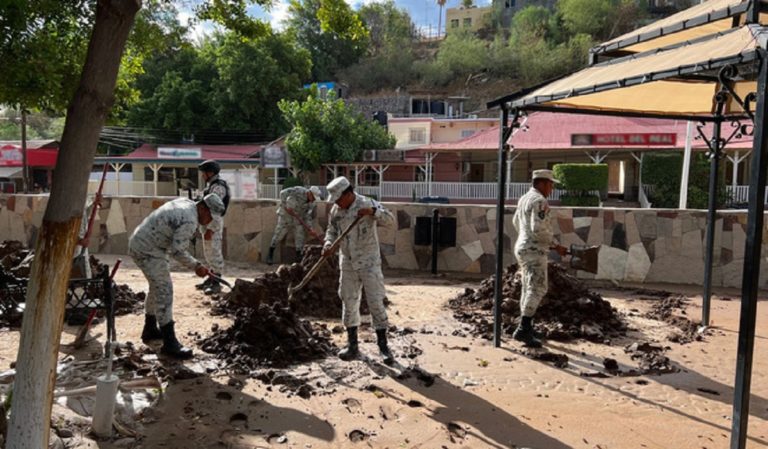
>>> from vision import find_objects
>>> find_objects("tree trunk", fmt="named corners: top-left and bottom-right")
top-left (5, 1), bottom-right (141, 448)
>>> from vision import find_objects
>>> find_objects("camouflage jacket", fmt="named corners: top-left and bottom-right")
top-left (129, 198), bottom-right (201, 268)
top-left (324, 193), bottom-right (394, 270)
top-left (512, 187), bottom-right (558, 255)
top-left (278, 186), bottom-right (314, 223)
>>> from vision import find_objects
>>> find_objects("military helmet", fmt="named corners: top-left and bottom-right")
top-left (198, 159), bottom-right (221, 175)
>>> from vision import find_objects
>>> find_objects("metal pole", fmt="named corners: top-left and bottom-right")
top-left (431, 208), bottom-right (439, 275)
top-left (493, 106), bottom-right (510, 348)
top-left (679, 121), bottom-right (694, 209)
top-left (21, 109), bottom-right (28, 193)
top-left (730, 50), bottom-right (768, 449)
top-left (702, 110), bottom-right (725, 328)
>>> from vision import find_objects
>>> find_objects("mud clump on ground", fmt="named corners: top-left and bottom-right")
top-left (221, 245), bottom-right (382, 318)
top-left (644, 294), bottom-right (701, 343)
top-left (200, 302), bottom-right (335, 369)
top-left (449, 263), bottom-right (626, 342)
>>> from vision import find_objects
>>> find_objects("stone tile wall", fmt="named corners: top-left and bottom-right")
top-left (2, 194), bottom-right (766, 288)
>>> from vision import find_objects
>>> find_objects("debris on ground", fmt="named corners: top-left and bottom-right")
top-left (624, 342), bottom-right (678, 375)
top-left (253, 370), bottom-right (315, 399)
top-left (218, 245), bottom-right (383, 318)
top-left (644, 294), bottom-right (701, 343)
top-left (449, 263), bottom-right (626, 343)
top-left (0, 247), bottom-right (145, 325)
top-left (200, 302), bottom-right (336, 369)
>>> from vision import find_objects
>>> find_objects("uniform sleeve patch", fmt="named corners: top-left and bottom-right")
top-left (538, 210), bottom-right (546, 219)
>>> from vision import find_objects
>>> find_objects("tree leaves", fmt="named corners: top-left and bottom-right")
top-left (278, 89), bottom-right (395, 172)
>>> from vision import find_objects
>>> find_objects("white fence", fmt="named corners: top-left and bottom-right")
top-left (256, 182), bottom-right (582, 202)
top-left (726, 185), bottom-right (768, 205)
top-left (88, 180), bottom-right (157, 196)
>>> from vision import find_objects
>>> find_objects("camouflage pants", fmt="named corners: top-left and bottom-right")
top-left (202, 217), bottom-right (224, 274)
top-left (339, 265), bottom-right (388, 330)
top-left (518, 256), bottom-right (548, 318)
top-left (131, 251), bottom-right (174, 326)
top-left (271, 213), bottom-right (305, 250)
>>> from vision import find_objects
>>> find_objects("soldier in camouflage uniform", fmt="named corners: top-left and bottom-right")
top-left (267, 185), bottom-right (323, 264)
top-left (129, 194), bottom-right (225, 359)
top-left (324, 176), bottom-right (396, 363)
top-left (512, 169), bottom-right (568, 348)
top-left (196, 160), bottom-right (230, 294)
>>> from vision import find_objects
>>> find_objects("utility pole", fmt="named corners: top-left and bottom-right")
top-left (21, 109), bottom-right (28, 193)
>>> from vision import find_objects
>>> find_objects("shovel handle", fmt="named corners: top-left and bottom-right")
top-left (290, 215), bottom-right (363, 294)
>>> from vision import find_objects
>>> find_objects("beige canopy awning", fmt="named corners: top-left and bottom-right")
top-left (503, 25), bottom-right (765, 118)
top-left (593, 0), bottom-right (760, 56)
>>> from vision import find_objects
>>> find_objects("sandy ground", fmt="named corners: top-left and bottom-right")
top-left (1, 254), bottom-right (767, 449)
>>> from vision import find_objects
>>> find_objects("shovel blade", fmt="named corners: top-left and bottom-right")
top-left (569, 244), bottom-right (599, 274)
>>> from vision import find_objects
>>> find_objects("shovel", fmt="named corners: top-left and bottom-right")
top-left (287, 215), bottom-right (363, 300)
top-left (207, 272), bottom-right (233, 290)
top-left (285, 208), bottom-right (322, 242)
top-left (72, 164), bottom-right (108, 278)
top-left (567, 244), bottom-right (599, 274)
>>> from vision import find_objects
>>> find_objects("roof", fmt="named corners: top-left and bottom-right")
top-left (0, 140), bottom-right (58, 149)
top-left (99, 143), bottom-right (264, 164)
top-left (0, 141), bottom-right (59, 167)
top-left (593, 0), bottom-right (753, 56)
top-left (418, 112), bottom-right (753, 152)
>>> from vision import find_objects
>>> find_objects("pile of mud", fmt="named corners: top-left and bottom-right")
top-left (0, 240), bottom-right (32, 278)
top-left (200, 302), bottom-right (335, 369)
top-left (220, 245), bottom-right (381, 318)
top-left (449, 263), bottom-right (626, 342)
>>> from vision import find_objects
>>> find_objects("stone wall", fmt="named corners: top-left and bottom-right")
top-left (2, 194), bottom-right (766, 288)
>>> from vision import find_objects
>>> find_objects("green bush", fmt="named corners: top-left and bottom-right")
top-left (560, 194), bottom-right (601, 207)
top-left (552, 163), bottom-right (608, 191)
top-left (283, 176), bottom-right (304, 189)
top-left (641, 153), bottom-right (729, 209)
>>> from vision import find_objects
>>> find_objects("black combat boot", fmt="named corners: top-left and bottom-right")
top-left (338, 326), bottom-right (360, 361)
top-left (376, 328), bottom-right (394, 364)
top-left (513, 316), bottom-right (542, 348)
top-left (141, 314), bottom-right (162, 343)
top-left (160, 321), bottom-right (193, 359)
top-left (266, 246), bottom-right (276, 265)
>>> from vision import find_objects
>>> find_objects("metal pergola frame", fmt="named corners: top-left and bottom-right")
top-left (486, 2), bottom-right (767, 448)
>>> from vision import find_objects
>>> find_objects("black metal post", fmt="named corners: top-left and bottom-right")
top-left (431, 208), bottom-right (439, 275)
top-left (701, 115), bottom-right (723, 328)
top-left (730, 51), bottom-right (768, 449)
top-left (493, 106), bottom-right (510, 348)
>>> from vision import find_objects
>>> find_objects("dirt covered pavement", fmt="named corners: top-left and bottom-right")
top-left (0, 254), bottom-right (767, 449)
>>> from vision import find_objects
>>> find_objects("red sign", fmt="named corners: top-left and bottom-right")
top-left (571, 133), bottom-right (677, 146)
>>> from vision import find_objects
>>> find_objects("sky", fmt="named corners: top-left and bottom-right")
top-left (177, 0), bottom-right (493, 40)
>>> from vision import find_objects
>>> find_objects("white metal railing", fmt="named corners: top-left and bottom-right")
top-left (727, 185), bottom-right (750, 204)
top-left (88, 180), bottom-right (156, 196)
top-left (259, 184), bottom-right (281, 199)
top-left (725, 185), bottom-right (768, 206)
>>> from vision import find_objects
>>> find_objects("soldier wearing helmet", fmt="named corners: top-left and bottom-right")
top-left (267, 185), bottom-right (324, 264)
top-left (196, 159), bottom-right (230, 294)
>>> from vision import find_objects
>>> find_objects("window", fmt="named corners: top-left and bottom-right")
top-left (463, 18), bottom-right (472, 27)
top-left (461, 129), bottom-right (475, 138)
top-left (409, 128), bottom-right (427, 144)
top-left (450, 19), bottom-right (459, 28)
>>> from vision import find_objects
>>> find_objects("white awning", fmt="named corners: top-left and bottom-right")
top-left (505, 25), bottom-right (765, 118)
top-left (0, 167), bottom-right (22, 179)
